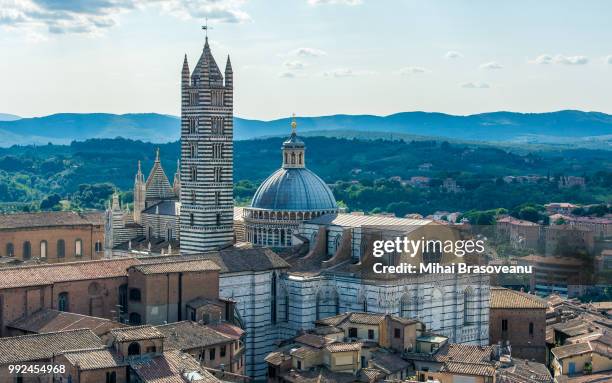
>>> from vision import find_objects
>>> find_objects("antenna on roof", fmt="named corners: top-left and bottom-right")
top-left (202, 17), bottom-right (213, 39)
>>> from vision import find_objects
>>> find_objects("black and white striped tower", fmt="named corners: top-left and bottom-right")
top-left (179, 32), bottom-right (234, 253)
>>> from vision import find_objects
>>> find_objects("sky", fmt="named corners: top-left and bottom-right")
top-left (1, 0), bottom-right (611, 120)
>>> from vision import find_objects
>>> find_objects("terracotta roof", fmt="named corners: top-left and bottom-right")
top-left (207, 322), bottom-right (245, 340)
top-left (295, 333), bottom-right (331, 348)
top-left (0, 257), bottom-right (139, 289)
top-left (360, 368), bottom-right (386, 382)
top-left (0, 329), bottom-right (103, 363)
top-left (131, 259), bottom-right (220, 274)
top-left (440, 361), bottom-right (496, 377)
top-left (497, 216), bottom-right (540, 227)
top-left (111, 325), bottom-right (165, 342)
top-left (551, 342), bottom-right (592, 359)
top-left (325, 342), bottom-right (361, 353)
top-left (369, 351), bottom-right (409, 374)
top-left (264, 351), bottom-right (291, 366)
top-left (291, 345), bottom-right (320, 359)
top-left (0, 211), bottom-right (103, 230)
top-left (496, 358), bottom-right (553, 383)
top-left (139, 246), bottom-right (290, 273)
top-left (131, 350), bottom-right (219, 383)
top-left (280, 367), bottom-right (356, 383)
top-left (491, 287), bottom-right (547, 309)
top-left (62, 347), bottom-right (126, 370)
top-left (156, 321), bottom-right (233, 351)
top-left (7, 309), bottom-right (126, 336)
top-left (315, 312), bottom-right (386, 327)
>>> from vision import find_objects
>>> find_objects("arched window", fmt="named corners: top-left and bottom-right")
top-left (422, 241), bottom-right (442, 265)
top-left (129, 288), bottom-right (141, 302)
top-left (190, 213), bottom-right (195, 226)
top-left (58, 292), bottom-right (69, 312)
top-left (191, 166), bottom-right (197, 181)
top-left (464, 288), bottom-right (475, 325)
top-left (216, 213), bottom-right (221, 226)
top-left (75, 239), bottom-right (83, 257)
top-left (94, 241), bottom-right (102, 252)
top-left (40, 240), bottom-right (47, 258)
top-left (22, 241), bottom-right (31, 260)
top-left (106, 371), bottom-right (117, 383)
top-left (299, 152), bottom-right (303, 165)
top-left (6, 243), bottom-right (14, 257)
top-left (190, 142), bottom-right (196, 158)
top-left (400, 294), bottom-right (412, 318)
top-left (291, 152), bottom-right (296, 164)
top-left (118, 284), bottom-right (128, 313)
top-left (128, 341), bottom-right (141, 355)
top-left (271, 273), bottom-right (277, 324)
top-left (129, 313), bottom-right (142, 326)
top-left (57, 239), bottom-right (65, 258)
top-left (191, 190), bottom-right (196, 203)
top-left (284, 152), bottom-right (288, 165)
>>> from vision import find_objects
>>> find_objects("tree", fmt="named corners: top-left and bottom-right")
top-left (40, 194), bottom-right (61, 210)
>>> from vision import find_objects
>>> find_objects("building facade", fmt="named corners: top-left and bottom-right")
top-left (179, 37), bottom-right (235, 253)
top-left (0, 211), bottom-right (104, 263)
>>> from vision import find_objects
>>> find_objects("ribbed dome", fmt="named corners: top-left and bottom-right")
top-left (251, 168), bottom-right (337, 211)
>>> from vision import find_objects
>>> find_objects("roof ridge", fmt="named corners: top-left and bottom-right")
top-left (3, 257), bottom-right (137, 271)
top-left (0, 327), bottom-right (95, 340)
top-left (61, 346), bottom-right (108, 354)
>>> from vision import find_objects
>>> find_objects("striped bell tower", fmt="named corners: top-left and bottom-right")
top-left (179, 34), bottom-right (234, 254)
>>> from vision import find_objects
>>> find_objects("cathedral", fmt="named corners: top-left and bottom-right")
top-left (105, 32), bottom-right (491, 381)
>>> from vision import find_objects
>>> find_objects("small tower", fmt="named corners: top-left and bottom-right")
top-left (282, 115), bottom-right (305, 169)
top-left (133, 160), bottom-right (146, 224)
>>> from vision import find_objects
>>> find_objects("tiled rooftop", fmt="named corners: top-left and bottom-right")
top-left (491, 287), bottom-right (547, 309)
top-left (130, 350), bottom-right (220, 383)
top-left (0, 211), bottom-right (103, 230)
top-left (325, 342), bottom-right (361, 353)
top-left (131, 259), bottom-right (220, 274)
top-left (156, 321), bottom-right (233, 350)
top-left (0, 257), bottom-right (139, 289)
top-left (0, 329), bottom-right (103, 364)
top-left (62, 347), bottom-right (126, 370)
top-left (7, 308), bottom-right (126, 336)
top-left (110, 325), bottom-right (165, 342)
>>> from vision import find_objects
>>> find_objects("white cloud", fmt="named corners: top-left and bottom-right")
top-left (480, 61), bottom-right (503, 70)
top-left (530, 54), bottom-right (588, 65)
top-left (279, 71), bottom-right (296, 78)
top-left (445, 50), bottom-right (463, 59)
top-left (284, 60), bottom-right (306, 70)
top-left (397, 66), bottom-right (429, 75)
top-left (554, 55), bottom-right (588, 65)
top-left (461, 82), bottom-right (490, 89)
top-left (0, 0), bottom-right (250, 36)
top-left (308, 0), bottom-right (362, 5)
top-left (290, 47), bottom-right (327, 58)
top-left (323, 68), bottom-right (375, 78)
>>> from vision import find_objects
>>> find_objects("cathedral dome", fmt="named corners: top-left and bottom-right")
top-left (250, 167), bottom-right (337, 211)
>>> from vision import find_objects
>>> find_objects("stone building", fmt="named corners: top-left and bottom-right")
top-left (0, 211), bottom-right (104, 263)
top-left (489, 287), bottom-right (547, 363)
top-left (243, 119), bottom-right (338, 247)
top-left (179, 36), bottom-right (235, 253)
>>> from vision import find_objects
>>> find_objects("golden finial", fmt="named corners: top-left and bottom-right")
top-left (291, 113), bottom-right (297, 134)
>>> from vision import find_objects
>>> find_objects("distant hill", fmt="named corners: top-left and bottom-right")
top-left (1, 110), bottom-right (611, 148)
top-left (0, 113), bottom-right (21, 122)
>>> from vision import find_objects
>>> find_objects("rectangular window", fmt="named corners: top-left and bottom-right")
top-left (75, 239), bottom-right (82, 257)
top-left (189, 91), bottom-right (198, 105)
top-left (297, 360), bottom-right (302, 370)
top-left (502, 319), bottom-right (508, 332)
top-left (368, 329), bottom-right (375, 340)
top-left (348, 327), bottom-right (358, 338)
top-left (394, 328), bottom-right (401, 338)
top-left (220, 345), bottom-right (226, 357)
top-left (209, 348), bottom-right (216, 360)
top-left (529, 322), bottom-right (534, 336)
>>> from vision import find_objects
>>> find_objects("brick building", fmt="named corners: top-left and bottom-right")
top-left (489, 287), bottom-right (547, 363)
top-left (0, 211), bottom-right (104, 263)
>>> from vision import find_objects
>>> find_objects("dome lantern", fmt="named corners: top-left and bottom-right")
top-left (282, 114), bottom-right (305, 169)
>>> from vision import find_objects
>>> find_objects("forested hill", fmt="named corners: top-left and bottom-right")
top-left (0, 137), bottom-right (610, 215)
top-left (1, 110), bottom-right (612, 147)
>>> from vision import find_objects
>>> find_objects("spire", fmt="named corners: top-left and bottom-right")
top-left (155, 147), bottom-right (160, 162)
top-left (182, 54), bottom-right (190, 86)
top-left (135, 160), bottom-right (144, 183)
top-left (224, 55), bottom-right (233, 88)
top-left (291, 113), bottom-right (297, 135)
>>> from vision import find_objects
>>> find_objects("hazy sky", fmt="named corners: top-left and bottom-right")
top-left (1, 0), bottom-right (611, 119)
